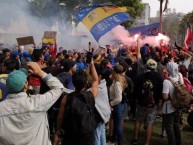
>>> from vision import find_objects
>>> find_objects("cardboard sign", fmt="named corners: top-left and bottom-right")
top-left (43, 31), bottom-right (57, 39)
top-left (42, 38), bottom-right (55, 44)
top-left (17, 36), bottom-right (34, 46)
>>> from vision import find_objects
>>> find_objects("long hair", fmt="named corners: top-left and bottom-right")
top-left (112, 71), bottom-right (127, 90)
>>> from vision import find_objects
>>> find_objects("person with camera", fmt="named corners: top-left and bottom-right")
top-left (0, 62), bottom-right (68, 145)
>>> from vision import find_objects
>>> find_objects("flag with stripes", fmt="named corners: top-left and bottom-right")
top-left (75, 5), bottom-right (132, 42)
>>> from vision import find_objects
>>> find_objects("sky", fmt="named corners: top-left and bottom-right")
top-left (142, 0), bottom-right (193, 17)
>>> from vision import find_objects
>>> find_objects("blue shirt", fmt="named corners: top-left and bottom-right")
top-left (57, 72), bottom-right (74, 90)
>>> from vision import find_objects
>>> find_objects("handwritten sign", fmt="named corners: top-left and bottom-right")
top-left (43, 31), bottom-right (57, 39)
top-left (17, 36), bottom-right (34, 46)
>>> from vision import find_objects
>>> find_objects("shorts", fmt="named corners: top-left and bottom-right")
top-left (135, 105), bottom-right (158, 124)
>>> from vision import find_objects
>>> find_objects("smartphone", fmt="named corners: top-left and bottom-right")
top-left (86, 51), bottom-right (93, 64)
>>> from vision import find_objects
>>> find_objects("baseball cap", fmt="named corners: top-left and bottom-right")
top-left (146, 59), bottom-right (157, 70)
top-left (6, 70), bottom-right (27, 93)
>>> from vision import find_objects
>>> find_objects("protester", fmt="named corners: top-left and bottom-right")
top-left (2, 48), bottom-right (11, 59)
top-left (0, 62), bottom-right (68, 145)
top-left (108, 64), bottom-right (127, 145)
top-left (162, 62), bottom-right (184, 145)
top-left (11, 51), bottom-right (21, 70)
top-left (0, 58), bottom-right (16, 102)
top-left (76, 52), bottom-right (86, 70)
top-left (179, 64), bottom-right (193, 93)
top-left (20, 51), bottom-right (32, 65)
top-left (29, 49), bottom-right (46, 94)
top-left (94, 63), bottom-right (111, 145)
top-left (131, 59), bottom-right (163, 145)
top-left (118, 61), bottom-right (134, 122)
top-left (1, 30), bottom-right (193, 145)
top-left (54, 58), bottom-right (98, 145)
top-left (57, 59), bottom-right (76, 90)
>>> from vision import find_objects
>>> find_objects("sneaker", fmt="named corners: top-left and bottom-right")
top-left (130, 139), bottom-right (138, 145)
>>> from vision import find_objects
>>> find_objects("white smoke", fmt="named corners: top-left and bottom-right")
top-left (0, 0), bottom-right (97, 51)
top-left (99, 25), bottom-right (170, 48)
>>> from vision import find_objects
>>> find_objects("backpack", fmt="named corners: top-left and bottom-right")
top-left (141, 79), bottom-right (155, 107)
top-left (183, 77), bottom-right (193, 93)
top-left (63, 90), bottom-right (97, 135)
top-left (169, 79), bottom-right (192, 108)
top-left (187, 111), bottom-right (193, 128)
top-left (122, 76), bottom-right (133, 103)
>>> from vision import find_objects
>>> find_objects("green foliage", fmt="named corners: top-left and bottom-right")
top-left (162, 14), bottom-right (180, 43)
top-left (0, 0), bottom-right (144, 29)
top-left (110, 0), bottom-right (144, 28)
top-left (179, 11), bottom-right (193, 44)
top-left (29, 0), bottom-right (144, 28)
top-left (181, 11), bottom-right (193, 25)
top-left (111, 0), bottom-right (144, 19)
top-left (30, 0), bottom-right (48, 17)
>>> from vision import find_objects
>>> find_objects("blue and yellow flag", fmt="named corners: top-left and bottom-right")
top-left (75, 5), bottom-right (132, 42)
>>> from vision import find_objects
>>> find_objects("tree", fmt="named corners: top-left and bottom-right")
top-left (162, 14), bottom-right (181, 43)
top-left (109, 0), bottom-right (144, 28)
top-left (0, 0), bottom-right (144, 30)
top-left (29, 0), bottom-right (143, 28)
top-left (159, 0), bottom-right (169, 33)
top-left (178, 11), bottom-right (193, 45)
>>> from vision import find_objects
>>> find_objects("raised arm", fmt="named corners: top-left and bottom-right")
top-left (89, 59), bottom-right (99, 98)
top-left (137, 37), bottom-right (141, 59)
top-left (27, 62), bottom-right (65, 111)
top-left (53, 95), bottom-right (67, 145)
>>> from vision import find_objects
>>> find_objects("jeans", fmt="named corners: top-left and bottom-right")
top-left (163, 111), bottom-right (181, 145)
top-left (94, 122), bottom-right (106, 145)
top-left (111, 103), bottom-right (125, 145)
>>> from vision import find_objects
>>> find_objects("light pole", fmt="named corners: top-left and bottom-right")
top-left (59, 2), bottom-right (66, 28)
top-left (59, 2), bottom-right (66, 46)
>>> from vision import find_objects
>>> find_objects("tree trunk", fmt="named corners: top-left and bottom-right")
top-left (159, 0), bottom-right (163, 33)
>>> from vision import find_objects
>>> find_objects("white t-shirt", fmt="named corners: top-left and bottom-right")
top-left (183, 59), bottom-right (191, 69)
top-left (162, 73), bottom-right (184, 114)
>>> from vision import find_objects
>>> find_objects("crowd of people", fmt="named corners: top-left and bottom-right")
top-left (0, 39), bottom-right (193, 145)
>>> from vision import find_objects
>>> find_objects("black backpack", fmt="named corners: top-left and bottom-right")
top-left (141, 79), bottom-right (155, 107)
top-left (63, 90), bottom-right (97, 135)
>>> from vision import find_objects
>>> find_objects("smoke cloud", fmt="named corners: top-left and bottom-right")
top-left (0, 1), bottom-right (170, 51)
top-left (0, 0), bottom-right (95, 51)
top-left (99, 25), bottom-right (170, 48)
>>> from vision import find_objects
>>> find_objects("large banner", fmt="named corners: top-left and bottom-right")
top-left (75, 5), bottom-right (132, 42)
top-left (128, 23), bottom-right (160, 36)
